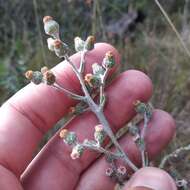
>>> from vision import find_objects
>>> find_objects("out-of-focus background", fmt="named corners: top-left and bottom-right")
top-left (0, 0), bottom-right (190, 187)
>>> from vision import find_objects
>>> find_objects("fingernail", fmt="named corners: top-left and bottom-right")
top-left (125, 167), bottom-right (177, 190)
top-left (128, 187), bottom-right (153, 190)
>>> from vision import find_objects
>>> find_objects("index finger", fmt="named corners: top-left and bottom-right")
top-left (0, 43), bottom-right (120, 176)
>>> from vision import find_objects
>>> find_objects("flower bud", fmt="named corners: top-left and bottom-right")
top-left (102, 51), bottom-right (115, 69)
top-left (70, 144), bottom-right (84, 159)
top-left (54, 39), bottom-right (69, 58)
top-left (43, 70), bottom-right (56, 85)
top-left (63, 131), bottom-right (77, 145)
top-left (92, 63), bottom-right (105, 76)
top-left (25, 70), bottom-right (33, 80)
top-left (94, 124), bottom-right (105, 146)
top-left (133, 100), bottom-right (146, 114)
top-left (74, 37), bottom-right (85, 52)
top-left (59, 129), bottom-right (68, 139)
top-left (84, 35), bottom-right (95, 50)
top-left (84, 73), bottom-right (100, 87)
top-left (40, 66), bottom-right (49, 74)
top-left (47, 38), bottom-right (55, 51)
top-left (26, 71), bottom-right (43, 85)
top-left (43, 16), bottom-right (59, 38)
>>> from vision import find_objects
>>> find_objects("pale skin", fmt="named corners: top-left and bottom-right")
top-left (0, 43), bottom-right (177, 190)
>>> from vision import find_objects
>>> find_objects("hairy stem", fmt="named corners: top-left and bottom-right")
top-left (141, 113), bottom-right (149, 167)
top-left (79, 50), bottom-right (87, 74)
top-left (52, 82), bottom-right (85, 101)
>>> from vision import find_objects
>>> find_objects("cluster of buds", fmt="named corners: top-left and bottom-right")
top-left (134, 100), bottom-right (153, 120)
top-left (59, 129), bottom-right (84, 160)
top-left (43, 16), bottom-right (69, 58)
top-left (74, 35), bottom-right (95, 52)
top-left (25, 67), bottom-right (56, 85)
top-left (47, 38), bottom-right (69, 58)
top-left (94, 125), bottom-right (105, 146)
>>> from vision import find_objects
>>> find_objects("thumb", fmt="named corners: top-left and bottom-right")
top-left (124, 167), bottom-right (177, 190)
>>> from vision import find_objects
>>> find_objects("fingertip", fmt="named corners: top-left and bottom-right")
top-left (145, 109), bottom-right (176, 158)
top-left (124, 167), bottom-right (177, 190)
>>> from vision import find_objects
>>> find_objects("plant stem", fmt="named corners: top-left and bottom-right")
top-left (79, 50), bottom-right (87, 74)
top-left (52, 82), bottom-right (85, 101)
top-left (154, 0), bottom-right (190, 59)
top-left (64, 54), bottom-right (138, 172)
top-left (83, 141), bottom-right (122, 160)
top-left (141, 113), bottom-right (149, 167)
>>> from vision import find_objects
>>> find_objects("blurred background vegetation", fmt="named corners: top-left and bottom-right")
top-left (0, 0), bottom-right (190, 188)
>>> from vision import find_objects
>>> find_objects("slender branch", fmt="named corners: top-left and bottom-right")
top-left (154, 0), bottom-right (190, 59)
top-left (141, 113), bottom-right (149, 167)
top-left (52, 82), bottom-right (86, 101)
top-left (99, 68), bottom-right (109, 110)
top-left (159, 144), bottom-right (190, 169)
top-left (79, 50), bottom-right (87, 74)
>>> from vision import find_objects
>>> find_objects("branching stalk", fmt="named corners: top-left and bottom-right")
top-left (159, 144), bottom-right (190, 169)
top-left (64, 54), bottom-right (138, 172)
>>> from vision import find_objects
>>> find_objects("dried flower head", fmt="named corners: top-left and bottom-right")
top-left (102, 51), bottom-right (115, 69)
top-left (43, 16), bottom-right (53, 23)
top-left (43, 70), bottom-right (56, 85)
top-left (53, 39), bottom-right (69, 58)
top-left (85, 35), bottom-right (95, 50)
top-left (70, 144), bottom-right (84, 159)
top-left (25, 70), bottom-right (33, 80)
top-left (84, 73), bottom-right (93, 87)
top-left (59, 129), bottom-right (68, 139)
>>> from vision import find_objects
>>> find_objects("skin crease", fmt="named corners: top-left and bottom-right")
top-left (0, 43), bottom-right (177, 190)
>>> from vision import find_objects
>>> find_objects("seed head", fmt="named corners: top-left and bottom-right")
top-left (70, 144), bottom-right (84, 159)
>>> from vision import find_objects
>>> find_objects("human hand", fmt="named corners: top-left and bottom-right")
top-left (0, 43), bottom-right (176, 190)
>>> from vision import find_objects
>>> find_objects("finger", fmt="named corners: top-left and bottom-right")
top-left (76, 110), bottom-right (176, 190)
top-left (21, 70), bottom-right (153, 190)
top-left (123, 167), bottom-right (177, 190)
top-left (0, 165), bottom-right (23, 190)
top-left (0, 43), bottom-right (120, 176)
